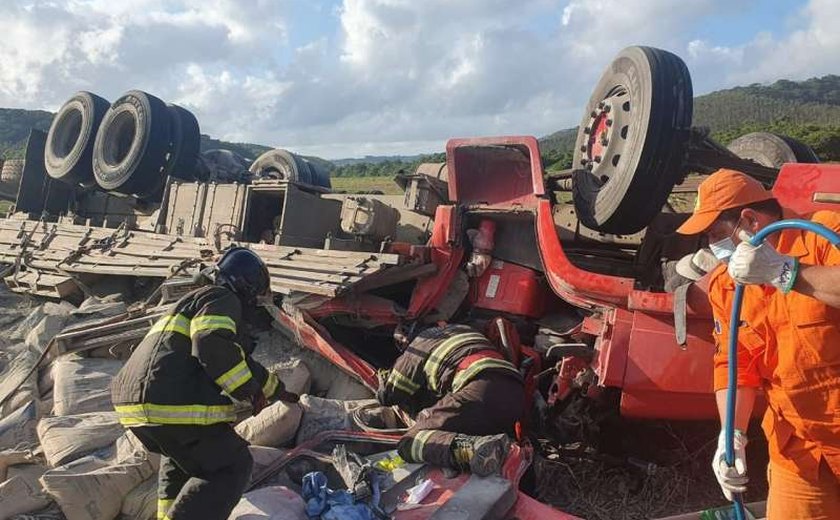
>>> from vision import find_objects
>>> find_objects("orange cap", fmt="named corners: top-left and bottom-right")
top-left (676, 169), bottom-right (773, 235)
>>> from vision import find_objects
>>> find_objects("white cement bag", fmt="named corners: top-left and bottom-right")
top-left (52, 357), bottom-right (123, 416)
top-left (40, 454), bottom-right (155, 520)
top-left (121, 477), bottom-right (157, 520)
top-left (0, 350), bottom-right (39, 418)
top-left (37, 412), bottom-right (123, 467)
top-left (0, 401), bottom-right (39, 451)
top-left (272, 359), bottom-right (312, 396)
top-left (247, 445), bottom-right (287, 488)
top-left (236, 401), bottom-right (302, 448)
top-left (228, 486), bottom-right (307, 520)
top-left (0, 475), bottom-right (52, 518)
top-left (295, 396), bottom-right (377, 445)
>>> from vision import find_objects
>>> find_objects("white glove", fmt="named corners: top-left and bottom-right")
top-left (712, 429), bottom-right (749, 501)
top-left (728, 241), bottom-right (798, 293)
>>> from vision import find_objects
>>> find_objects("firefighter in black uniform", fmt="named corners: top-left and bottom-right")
top-left (377, 324), bottom-right (525, 476)
top-left (111, 248), bottom-right (297, 520)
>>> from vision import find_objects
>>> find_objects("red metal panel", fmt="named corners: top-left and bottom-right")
top-left (445, 136), bottom-right (545, 206)
top-left (619, 310), bottom-right (717, 419)
top-left (469, 260), bottom-right (548, 318)
top-left (536, 199), bottom-right (634, 307)
top-left (594, 308), bottom-right (632, 388)
top-left (408, 205), bottom-right (465, 318)
top-left (773, 163), bottom-right (840, 217)
top-left (307, 294), bottom-right (403, 326)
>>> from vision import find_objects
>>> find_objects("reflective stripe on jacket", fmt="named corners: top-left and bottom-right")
top-left (111, 284), bottom-right (279, 426)
top-left (377, 324), bottom-right (521, 411)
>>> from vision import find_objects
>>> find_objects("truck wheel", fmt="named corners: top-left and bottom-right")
top-left (45, 92), bottom-right (110, 188)
top-left (572, 46), bottom-right (693, 234)
top-left (727, 132), bottom-right (819, 169)
top-left (93, 90), bottom-right (172, 197)
top-left (249, 149), bottom-right (314, 185)
top-left (164, 103), bottom-right (201, 181)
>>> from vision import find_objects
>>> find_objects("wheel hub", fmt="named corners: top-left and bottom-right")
top-left (579, 89), bottom-right (628, 184)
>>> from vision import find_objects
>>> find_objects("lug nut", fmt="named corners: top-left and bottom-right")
top-left (600, 138), bottom-right (609, 146)
top-left (580, 145), bottom-right (587, 152)
top-left (590, 110), bottom-right (598, 118)
top-left (597, 101), bottom-right (606, 109)
top-left (603, 104), bottom-right (611, 113)
top-left (606, 119), bottom-right (613, 127)
top-left (583, 126), bottom-right (591, 134)
top-left (580, 159), bottom-right (588, 166)
top-left (585, 163), bottom-right (594, 171)
top-left (594, 155), bottom-right (602, 163)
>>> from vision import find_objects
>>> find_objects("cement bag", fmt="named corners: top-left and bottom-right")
top-left (121, 477), bottom-right (157, 520)
top-left (52, 357), bottom-right (122, 416)
top-left (8, 302), bottom-right (74, 344)
top-left (37, 412), bottom-right (123, 467)
top-left (25, 306), bottom-right (75, 353)
top-left (40, 454), bottom-right (154, 520)
top-left (0, 475), bottom-right (52, 518)
top-left (247, 445), bottom-right (286, 488)
top-left (272, 359), bottom-right (312, 396)
top-left (228, 486), bottom-right (307, 520)
top-left (0, 401), bottom-right (39, 451)
top-left (115, 430), bottom-right (160, 470)
top-left (295, 397), bottom-right (377, 445)
top-left (0, 350), bottom-right (39, 418)
top-left (236, 401), bottom-right (303, 448)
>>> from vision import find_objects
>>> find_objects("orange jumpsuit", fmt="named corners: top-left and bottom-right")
top-left (709, 210), bottom-right (840, 519)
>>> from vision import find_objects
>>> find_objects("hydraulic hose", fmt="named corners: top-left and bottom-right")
top-left (725, 219), bottom-right (840, 519)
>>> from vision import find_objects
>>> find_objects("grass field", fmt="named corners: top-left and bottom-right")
top-left (0, 200), bottom-right (12, 214)
top-left (330, 176), bottom-right (402, 195)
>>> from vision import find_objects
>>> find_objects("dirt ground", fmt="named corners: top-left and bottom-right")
top-left (534, 419), bottom-right (770, 520)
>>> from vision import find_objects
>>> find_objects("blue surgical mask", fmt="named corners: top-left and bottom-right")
top-left (708, 221), bottom-right (752, 263)
top-left (709, 237), bottom-right (736, 262)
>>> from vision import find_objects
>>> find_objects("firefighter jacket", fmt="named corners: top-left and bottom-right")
top-left (377, 324), bottom-right (521, 412)
top-left (111, 284), bottom-right (281, 427)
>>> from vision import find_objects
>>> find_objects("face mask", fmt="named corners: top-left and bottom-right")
top-left (708, 221), bottom-right (753, 263)
top-left (709, 237), bottom-right (736, 262)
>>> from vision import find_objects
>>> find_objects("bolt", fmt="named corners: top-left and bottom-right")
top-left (606, 119), bottom-right (613, 127)
top-left (600, 137), bottom-right (609, 146)
top-left (585, 162), bottom-right (594, 171)
top-left (579, 145), bottom-right (587, 152)
top-left (579, 158), bottom-right (588, 166)
top-left (603, 104), bottom-right (612, 113)
top-left (594, 155), bottom-right (602, 163)
top-left (590, 110), bottom-right (598, 118)
top-left (583, 126), bottom-right (591, 134)
top-left (597, 101), bottom-right (606, 109)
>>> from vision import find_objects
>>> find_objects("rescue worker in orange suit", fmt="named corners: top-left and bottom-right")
top-left (111, 248), bottom-right (299, 520)
top-left (676, 169), bottom-right (840, 519)
top-left (377, 324), bottom-right (524, 476)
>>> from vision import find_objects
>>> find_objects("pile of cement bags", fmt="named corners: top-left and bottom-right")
top-left (0, 289), bottom-right (387, 520)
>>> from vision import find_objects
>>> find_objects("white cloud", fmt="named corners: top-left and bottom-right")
top-left (1, 0), bottom-right (839, 159)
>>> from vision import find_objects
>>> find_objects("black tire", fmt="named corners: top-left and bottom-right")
top-left (45, 91), bottom-right (110, 188)
top-left (307, 159), bottom-right (332, 189)
top-left (572, 46), bottom-right (693, 234)
top-left (164, 104), bottom-right (201, 181)
top-left (249, 149), bottom-right (313, 185)
top-left (93, 90), bottom-right (172, 197)
top-left (727, 132), bottom-right (819, 168)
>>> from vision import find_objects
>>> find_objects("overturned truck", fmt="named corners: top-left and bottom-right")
top-left (1, 46), bottom-right (838, 518)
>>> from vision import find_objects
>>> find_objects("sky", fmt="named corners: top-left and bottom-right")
top-left (0, 0), bottom-right (838, 159)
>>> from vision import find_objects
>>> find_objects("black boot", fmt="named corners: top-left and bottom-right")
top-left (450, 433), bottom-right (510, 477)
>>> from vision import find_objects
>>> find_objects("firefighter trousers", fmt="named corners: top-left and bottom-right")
top-left (398, 371), bottom-right (524, 469)
top-left (131, 423), bottom-right (253, 520)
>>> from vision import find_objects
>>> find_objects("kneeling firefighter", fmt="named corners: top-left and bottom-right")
top-left (377, 324), bottom-right (525, 476)
top-left (111, 248), bottom-right (299, 520)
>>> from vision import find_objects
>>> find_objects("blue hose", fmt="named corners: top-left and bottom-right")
top-left (725, 219), bottom-right (840, 519)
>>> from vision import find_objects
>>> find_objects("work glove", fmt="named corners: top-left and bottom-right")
top-left (712, 429), bottom-right (749, 501)
top-left (268, 374), bottom-right (301, 404)
top-left (728, 240), bottom-right (798, 293)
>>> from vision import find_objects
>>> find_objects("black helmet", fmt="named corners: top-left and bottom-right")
top-left (216, 247), bottom-right (271, 304)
